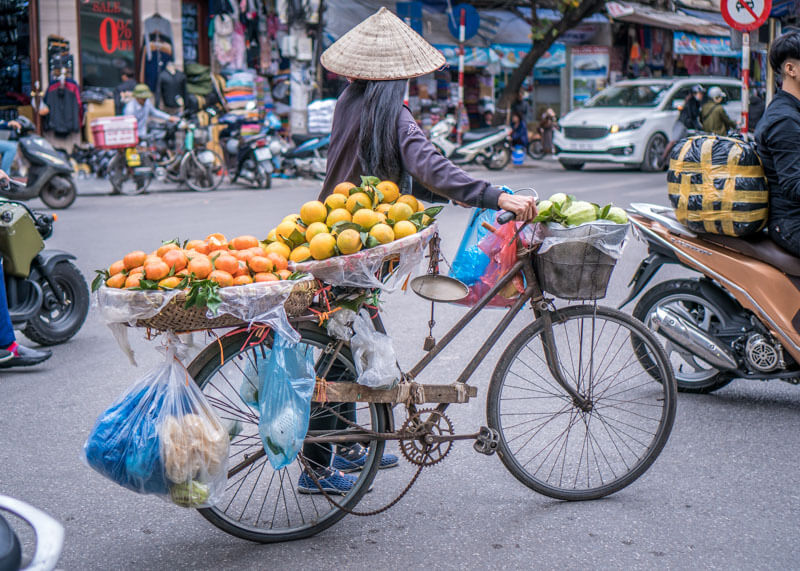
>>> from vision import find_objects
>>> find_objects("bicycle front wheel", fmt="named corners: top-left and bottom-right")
top-left (181, 149), bottom-right (225, 191)
top-left (487, 305), bottom-right (676, 501)
top-left (189, 326), bottom-right (390, 543)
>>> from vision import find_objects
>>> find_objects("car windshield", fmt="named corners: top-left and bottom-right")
top-left (585, 84), bottom-right (670, 108)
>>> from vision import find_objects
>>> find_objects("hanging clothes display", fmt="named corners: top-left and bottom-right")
top-left (142, 14), bottom-right (175, 92)
top-left (44, 79), bottom-right (81, 137)
top-left (156, 66), bottom-right (188, 112)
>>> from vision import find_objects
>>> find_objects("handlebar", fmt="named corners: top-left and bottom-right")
top-left (497, 210), bottom-right (516, 224)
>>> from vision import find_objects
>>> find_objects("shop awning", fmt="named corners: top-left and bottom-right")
top-left (606, 2), bottom-right (730, 36)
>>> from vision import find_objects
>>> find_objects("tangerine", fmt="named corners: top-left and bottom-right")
top-left (377, 180), bottom-right (400, 204)
top-left (108, 260), bottom-right (126, 276)
top-left (157, 243), bottom-right (180, 257)
top-left (333, 181), bottom-right (356, 196)
top-left (248, 256), bottom-right (274, 273)
top-left (369, 223), bottom-right (394, 244)
top-left (300, 201), bottom-right (328, 225)
top-left (397, 194), bottom-right (419, 211)
top-left (162, 249), bottom-right (188, 271)
top-left (144, 255), bottom-right (162, 266)
top-left (305, 222), bottom-right (329, 242)
top-left (264, 241), bottom-right (291, 259)
top-left (230, 235), bottom-right (260, 250)
top-left (376, 203), bottom-right (392, 215)
top-left (346, 192), bottom-right (373, 213)
top-left (125, 273), bottom-right (144, 289)
top-left (106, 273), bottom-right (126, 288)
top-left (234, 275), bottom-right (254, 285)
top-left (309, 233), bottom-right (337, 260)
top-left (276, 269), bottom-right (292, 280)
top-left (207, 236), bottom-right (229, 252)
top-left (324, 193), bottom-right (347, 211)
top-left (206, 232), bottom-right (226, 242)
top-left (158, 276), bottom-right (183, 289)
top-left (185, 240), bottom-right (209, 254)
top-left (266, 253), bottom-right (289, 271)
top-left (337, 229), bottom-right (363, 254)
top-left (212, 253), bottom-right (239, 274)
top-left (393, 220), bottom-right (417, 239)
top-left (123, 251), bottom-right (146, 270)
top-left (352, 208), bottom-right (381, 230)
top-left (144, 260), bottom-right (170, 280)
top-left (233, 262), bottom-right (250, 277)
top-left (326, 208), bottom-right (352, 227)
top-left (276, 220), bottom-right (300, 242)
top-left (254, 272), bottom-right (279, 282)
top-left (289, 246), bottom-right (312, 263)
top-left (208, 270), bottom-right (234, 287)
top-left (389, 202), bottom-right (414, 222)
top-left (187, 256), bottom-right (213, 279)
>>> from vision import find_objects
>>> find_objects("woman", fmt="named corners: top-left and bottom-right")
top-left (299, 8), bottom-right (536, 495)
top-left (538, 108), bottom-right (557, 156)
top-left (510, 111), bottom-right (529, 149)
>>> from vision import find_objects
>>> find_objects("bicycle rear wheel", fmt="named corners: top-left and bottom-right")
top-left (181, 149), bottom-right (225, 192)
top-left (107, 151), bottom-right (153, 195)
top-left (487, 305), bottom-right (676, 501)
top-left (189, 326), bottom-right (389, 543)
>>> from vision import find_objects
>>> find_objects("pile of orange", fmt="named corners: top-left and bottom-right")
top-left (265, 177), bottom-right (440, 263)
top-left (101, 233), bottom-right (293, 290)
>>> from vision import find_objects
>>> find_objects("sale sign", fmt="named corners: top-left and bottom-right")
top-left (79, 0), bottom-right (135, 88)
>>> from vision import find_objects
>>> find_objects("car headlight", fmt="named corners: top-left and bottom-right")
top-left (609, 119), bottom-right (645, 134)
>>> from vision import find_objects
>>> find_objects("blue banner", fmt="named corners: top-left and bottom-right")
top-left (673, 31), bottom-right (739, 57)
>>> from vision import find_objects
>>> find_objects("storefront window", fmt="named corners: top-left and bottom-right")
top-left (80, 0), bottom-right (136, 88)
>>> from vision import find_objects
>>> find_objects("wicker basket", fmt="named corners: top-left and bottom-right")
top-left (135, 280), bottom-right (317, 331)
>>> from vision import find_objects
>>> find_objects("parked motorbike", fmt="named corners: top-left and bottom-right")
top-left (219, 117), bottom-right (273, 189)
top-left (279, 133), bottom-right (329, 180)
top-left (1, 117), bottom-right (76, 209)
top-left (0, 182), bottom-right (89, 345)
top-left (429, 116), bottom-right (512, 170)
top-left (0, 495), bottom-right (64, 571)
top-left (622, 202), bottom-right (800, 393)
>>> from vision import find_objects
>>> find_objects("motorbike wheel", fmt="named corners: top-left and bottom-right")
top-left (23, 261), bottom-right (90, 346)
top-left (632, 279), bottom-right (734, 393)
top-left (181, 150), bottom-right (225, 192)
top-left (485, 145), bottom-right (511, 170)
top-left (107, 152), bottom-right (152, 196)
top-left (256, 166), bottom-right (271, 189)
top-left (528, 139), bottom-right (545, 160)
top-left (40, 176), bottom-right (76, 209)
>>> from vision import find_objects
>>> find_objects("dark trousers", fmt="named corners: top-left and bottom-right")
top-left (770, 223), bottom-right (800, 258)
top-left (303, 359), bottom-right (356, 470)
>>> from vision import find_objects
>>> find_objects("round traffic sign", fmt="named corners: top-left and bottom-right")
top-left (721, 0), bottom-right (772, 32)
top-left (447, 4), bottom-right (480, 42)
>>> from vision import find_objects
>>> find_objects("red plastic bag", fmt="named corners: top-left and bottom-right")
top-left (455, 221), bottom-right (525, 308)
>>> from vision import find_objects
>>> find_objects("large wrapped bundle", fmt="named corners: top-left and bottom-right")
top-left (667, 136), bottom-right (768, 237)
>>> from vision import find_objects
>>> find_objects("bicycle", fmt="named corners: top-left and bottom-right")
top-left (106, 143), bottom-right (156, 196)
top-left (184, 214), bottom-right (677, 543)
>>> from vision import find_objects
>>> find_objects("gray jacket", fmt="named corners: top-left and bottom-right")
top-left (319, 84), bottom-right (502, 210)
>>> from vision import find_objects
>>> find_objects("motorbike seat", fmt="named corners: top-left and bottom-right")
top-left (291, 133), bottom-right (328, 145)
top-left (703, 233), bottom-right (800, 277)
top-left (462, 127), bottom-right (505, 143)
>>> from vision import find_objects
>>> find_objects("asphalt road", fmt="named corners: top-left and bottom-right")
top-left (2, 161), bottom-right (799, 570)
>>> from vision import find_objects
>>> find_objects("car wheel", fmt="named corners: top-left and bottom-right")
top-left (559, 160), bottom-right (584, 171)
top-left (641, 133), bottom-right (668, 172)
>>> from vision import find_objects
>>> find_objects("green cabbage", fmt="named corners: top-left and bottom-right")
top-left (563, 201), bottom-right (597, 226)
top-left (548, 193), bottom-right (568, 208)
top-left (536, 199), bottom-right (554, 218)
top-left (603, 206), bottom-right (628, 224)
top-left (170, 480), bottom-right (210, 507)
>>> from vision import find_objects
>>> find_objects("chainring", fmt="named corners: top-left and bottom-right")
top-left (399, 408), bottom-right (455, 467)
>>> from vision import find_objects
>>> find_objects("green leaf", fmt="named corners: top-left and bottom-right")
top-left (599, 204), bottom-right (611, 219)
top-left (331, 221), bottom-right (362, 234)
top-left (374, 188), bottom-right (384, 203)
top-left (423, 205), bottom-right (444, 218)
top-left (409, 212), bottom-right (425, 224)
top-left (360, 231), bottom-right (369, 245)
top-left (131, 278), bottom-right (160, 291)
top-left (365, 236), bottom-right (380, 249)
top-left (360, 175), bottom-right (381, 188)
top-left (162, 237), bottom-right (180, 246)
top-left (91, 270), bottom-right (108, 292)
top-left (350, 202), bottom-right (366, 214)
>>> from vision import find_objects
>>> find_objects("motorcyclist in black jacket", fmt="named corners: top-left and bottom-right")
top-left (755, 31), bottom-right (800, 256)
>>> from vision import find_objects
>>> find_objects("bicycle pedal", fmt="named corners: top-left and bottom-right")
top-left (473, 426), bottom-right (499, 456)
top-left (423, 335), bottom-right (436, 351)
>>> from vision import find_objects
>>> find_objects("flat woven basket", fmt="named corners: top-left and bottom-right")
top-left (135, 280), bottom-right (317, 331)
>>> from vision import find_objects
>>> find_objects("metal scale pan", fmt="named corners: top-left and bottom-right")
top-left (409, 274), bottom-right (469, 302)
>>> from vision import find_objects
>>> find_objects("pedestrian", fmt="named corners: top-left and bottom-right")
top-left (479, 109), bottom-right (494, 129)
top-left (122, 84), bottom-right (178, 140)
top-left (701, 87), bottom-right (737, 135)
top-left (510, 111), bottom-right (528, 148)
top-left (748, 91), bottom-right (765, 132)
top-left (538, 108), bottom-right (557, 156)
top-left (511, 89), bottom-right (530, 124)
top-left (662, 85), bottom-right (704, 164)
top-left (755, 30), bottom-right (800, 256)
top-left (306, 7), bottom-right (537, 495)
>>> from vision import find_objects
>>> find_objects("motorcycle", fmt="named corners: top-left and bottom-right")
top-left (0, 182), bottom-right (89, 345)
top-left (0, 495), bottom-right (64, 571)
top-left (279, 133), bottom-right (329, 180)
top-left (1, 117), bottom-right (76, 209)
top-left (622, 202), bottom-right (800, 393)
top-left (219, 117), bottom-right (273, 189)
top-left (429, 116), bottom-right (512, 170)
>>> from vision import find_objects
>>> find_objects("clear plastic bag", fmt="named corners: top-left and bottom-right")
top-left (83, 334), bottom-right (229, 508)
top-left (449, 208), bottom-right (497, 286)
top-left (349, 309), bottom-right (401, 389)
top-left (292, 224), bottom-right (436, 290)
top-left (257, 335), bottom-right (316, 470)
top-left (536, 221), bottom-right (629, 259)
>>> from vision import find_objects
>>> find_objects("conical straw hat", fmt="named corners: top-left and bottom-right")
top-left (321, 7), bottom-right (446, 81)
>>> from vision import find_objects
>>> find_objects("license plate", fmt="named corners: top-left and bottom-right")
top-left (125, 148), bottom-right (141, 167)
top-left (571, 142), bottom-right (594, 151)
top-left (254, 147), bottom-right (271, 161)
top-left (198, 150), bottom-right (215, 165)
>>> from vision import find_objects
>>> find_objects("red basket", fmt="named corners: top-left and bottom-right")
top-left (91, 116), bottom-right (138, 149)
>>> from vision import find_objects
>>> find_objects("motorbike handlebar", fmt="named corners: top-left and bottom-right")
top-left (497, 210), bottom-right (516, 224)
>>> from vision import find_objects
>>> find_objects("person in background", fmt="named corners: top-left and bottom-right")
top-left (0, 169), bottom-right (52, 368)
top-left (538, 108), bottom-right (557, 156)
top-left (511, 89), bottom-right (530, 125)
top-left (755, 31), bottom-right (800, 256)
top-left (701, 87), bottom-right (737, 135)
top-left (748, 90), bottom-right (766, 132)
top-left (0, 119), bottom-right (21, 174)
top-left (662, 85), bottom-right (704, 164)
top-left (510, 111), bottom-right (528, 149)
top-left (122, 84), bottom-right (178, 139)
top-left (479, 110), bottom-right (494, 129)
top-left (113, 68), bottom-right (137, 116)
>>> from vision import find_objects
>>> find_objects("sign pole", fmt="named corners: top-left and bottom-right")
top-left (457, 8), bottom-right (465, 146)
top-left (741, 32), bottom-right (750, 133)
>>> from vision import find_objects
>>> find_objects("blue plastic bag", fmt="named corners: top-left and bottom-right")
top-left (84, 338), bottom-right (230, 507)
top-left (258, 335), bottom-right (316, 470)
top-left (449, 208), bottom-right (499, 286)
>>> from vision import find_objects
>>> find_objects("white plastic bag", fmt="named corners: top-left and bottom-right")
top-left (349, 310), bottom-right (400, 389)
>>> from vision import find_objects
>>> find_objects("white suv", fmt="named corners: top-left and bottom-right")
top-left (553, 77), bottom-right (742, 172)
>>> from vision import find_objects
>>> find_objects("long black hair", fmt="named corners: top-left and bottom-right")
top-left (351, 79), bottom-right (409, 190)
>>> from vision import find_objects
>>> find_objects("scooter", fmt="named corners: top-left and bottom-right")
top-left (0, 181), bottom-right (89, 345)
top-left (429, 116), bottom-right (512, 170)
top-left (622, 202), bottom-right (800, 393)
top-left (0, 495), bottom-right (64, 571)
top-left (1, 117), bottom-right (76, 209)
top-left (280, 133), bottom-right (329, 180)
top-left (219, 118), bottom-right (273, 189)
